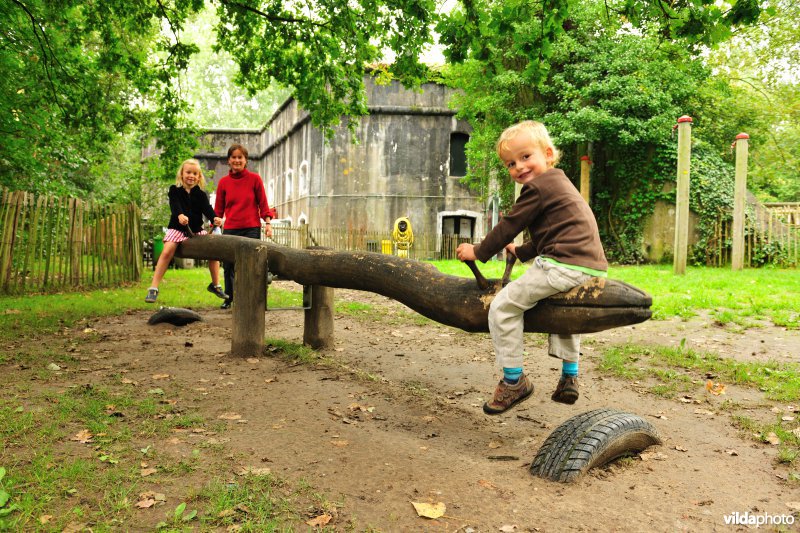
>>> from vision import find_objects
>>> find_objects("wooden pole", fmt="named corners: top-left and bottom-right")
top-left (304, 285), bottom-right (335, 349)
top-left (731, 133), bottom-right (749, 270)
top-left (230, 241), bottom-right (269, 357)
top-left (580, 155), bottom-right (591, 204)
top-left (673, 116), bottom-right (692, 275)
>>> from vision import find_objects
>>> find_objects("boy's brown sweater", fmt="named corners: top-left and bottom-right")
top-left (473, 168), bottom-right (608, 271)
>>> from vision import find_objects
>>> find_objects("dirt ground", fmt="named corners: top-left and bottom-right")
top-left (14, 282), bottom-right (800, 531)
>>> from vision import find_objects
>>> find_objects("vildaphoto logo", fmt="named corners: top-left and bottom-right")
top-left (723, 511), bottom-right (795, 526)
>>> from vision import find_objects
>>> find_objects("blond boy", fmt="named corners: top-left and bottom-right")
top-left (457, 121), bottom-right (608, 414)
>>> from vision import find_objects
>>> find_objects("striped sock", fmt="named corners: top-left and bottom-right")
top-left (503, 367), bottom-right (523, 384)
top-left (562, 361), bottom-right (578, 377)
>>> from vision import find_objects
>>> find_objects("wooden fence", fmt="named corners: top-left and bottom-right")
top-left (709, 204), bottom-right (800, 267)
top-left (269, 225), bottom-right (472, 260)
top-left (0, 187), bottom-right (142, 294)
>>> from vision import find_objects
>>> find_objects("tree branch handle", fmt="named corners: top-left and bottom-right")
top-left (501, 253), bottom-right (516, 286)
top-left (465, 260), bottom-right (490, 290)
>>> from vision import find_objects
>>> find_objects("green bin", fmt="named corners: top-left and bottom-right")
top-left (153, 234), bottom-right (164, 263)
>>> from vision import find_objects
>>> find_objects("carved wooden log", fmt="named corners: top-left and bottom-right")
top-left (177, 235), bottom-right (651, 335)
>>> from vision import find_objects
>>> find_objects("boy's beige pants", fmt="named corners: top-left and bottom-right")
top-left (489, 256), bottom-right (591, 370)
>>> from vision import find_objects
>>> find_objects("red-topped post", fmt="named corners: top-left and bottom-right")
top-left (732, 133), bottom-right (750, 270)
top-left (580, 155), bottom-right (591, 204)
top-left (674, 115), bottom-right (693, 275)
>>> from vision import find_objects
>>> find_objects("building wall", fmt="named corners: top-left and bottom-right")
top-left (194, 77), bottom-right (484, 239)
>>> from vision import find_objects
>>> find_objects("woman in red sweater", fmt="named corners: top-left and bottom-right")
top-left (214, 144), bottom-right (274, 309)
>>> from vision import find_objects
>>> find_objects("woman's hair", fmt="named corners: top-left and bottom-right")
top-left (175, 159), bottom-right (206, 189)
top-left (496, 120), bottom-right (561, 166)
top-left (227, 143), bottom-right (249, 160)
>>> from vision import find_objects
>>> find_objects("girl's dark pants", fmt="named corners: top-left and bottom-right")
top-left (222, 227), bottom-right (261, 303)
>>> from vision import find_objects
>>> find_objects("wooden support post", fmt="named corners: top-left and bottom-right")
top-left (231, 242), bottom-right (269, 357)
top-left (580, 155), bottom-right (591, 204)
top-left (731, 133), bottom-right (749, 271)
top-left (673, 115), bottom-right (692, 275)
top-left (304, 285), bottom-right (335, 349)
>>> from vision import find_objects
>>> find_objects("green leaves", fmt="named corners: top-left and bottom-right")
top-left (0, 466), bottom-right (19, 519)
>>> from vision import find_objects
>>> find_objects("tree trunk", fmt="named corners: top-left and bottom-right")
top-left (176, 235), bottom-right (651, 335)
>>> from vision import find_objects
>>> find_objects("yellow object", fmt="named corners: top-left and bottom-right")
top-left (391, 216), bottom-right (414, 257)
top-left (381, 240), bottom-right (393, 254)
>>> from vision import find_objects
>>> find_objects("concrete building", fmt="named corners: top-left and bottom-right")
top-left (194, 77), bottom-right (484, 249)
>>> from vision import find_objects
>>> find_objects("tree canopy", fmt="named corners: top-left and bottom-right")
top-left (4, 0), bottom-right (791, 235)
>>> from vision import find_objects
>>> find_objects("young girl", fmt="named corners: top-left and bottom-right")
top-left (145, 159), bottom-right (228, 303)
top-left (214, 144), bottom-right (273, 309)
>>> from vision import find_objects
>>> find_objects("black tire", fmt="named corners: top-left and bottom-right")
top-left (147, 307), bottom-right (203, 326)
top-left (530, 408), bottom-right (661, 483)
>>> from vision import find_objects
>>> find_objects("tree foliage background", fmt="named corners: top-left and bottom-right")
top-left (436, 0), bottom-right (796, 262)
top-left (1, 0), bottom-right (796, 263)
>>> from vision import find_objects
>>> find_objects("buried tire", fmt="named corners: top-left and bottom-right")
top-left (147, 307), bottom-right (203, 326)
top-left (530, 408), bottom-right (661, 483)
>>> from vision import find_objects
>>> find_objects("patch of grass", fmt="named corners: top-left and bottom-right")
top-left (197, 474), bottom-right (296, 530)
top-left (599, 343), bottom-right (800, 402)
top-left (401, 380), bottom-right (430, 398)
top-left (730, 414), bottom-right (800, 466)
top-left (609, 264), bottom-right (800, 328)
top-left (0, 269), bottom-right (303, 341)
top-left (265, 338), bottom-right (319, 365)
top-left (335, 301), bottom-right (374, 316)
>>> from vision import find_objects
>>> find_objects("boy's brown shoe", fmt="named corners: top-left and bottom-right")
top-left (483, 374), bottom-right (534, 415)
top-left (551, 375), bottom-right (579, 404)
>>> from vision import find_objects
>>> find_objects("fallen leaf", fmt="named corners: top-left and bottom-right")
top-left (237, 467), bottom-right (271, 476)
top-left (147, 388), bottom-right (164, 395)
top-left (140, 468), bottom-right (157, 477)
top-left (217, 509), bottom-right (236, 518)
top-left (639, 451), bottom-right (667, 461)
top-left (38, 515), bottom-right (54, 524)
top-left (70, 430), bottom-right (93, 444)
top-left (47, 363), bottom-right (61, 371)
top-left (781, 415), bottom-right (795, 422)
top-left (121, 378), bottom-right (136, 385)
top-left (766, 432), bottom-right (781, 445)
top-left (330, 440), bottom-right (349, 447)
top-left (218, 412), bottom-right (242, 420)
top-left (478, 479), bottom-right (497, 490)
top-left (152, 374), bottom-right (170, 380)
top-left (411, 501), bottom-right (446, 519)
top-left (488, 441), bottom-right (503, 449)
top-left (246, 358), bottom-right (260, 364)
top-left (306, 513), bottom-right (333, 527)
top-left (265, 377), bottom-right (277, 383)
top-left (135, 498), bottom-right (156, 509)
top-left (674, 445), bottom-right (688, 452)
top-left (705, 380), bottom-right (726, 395)
top-left (82, 328), bottom-right (95, 333)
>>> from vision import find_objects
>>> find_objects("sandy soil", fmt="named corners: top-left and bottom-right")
top-left (10, 282), bottom-right (800, 531)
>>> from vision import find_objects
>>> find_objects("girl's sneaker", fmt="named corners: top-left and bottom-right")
top-left (145, 288), bottom-right (159, 303)
top-left (207, 283), bottom-right (229, 300)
